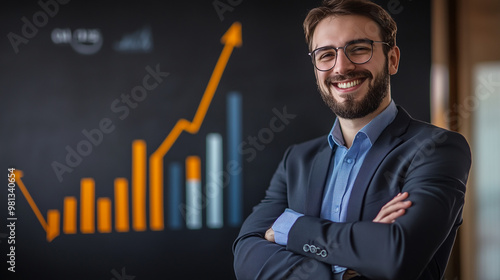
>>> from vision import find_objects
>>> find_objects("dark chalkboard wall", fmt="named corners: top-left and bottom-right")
top-left (1, 0), bottom-right (429, 279)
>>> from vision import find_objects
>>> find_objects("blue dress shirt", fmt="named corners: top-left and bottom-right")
top-left (272, 100), bottom-right (398, 277)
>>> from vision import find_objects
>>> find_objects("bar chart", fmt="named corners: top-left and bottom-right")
top-left (14, 22), bottom-right (243, 242)
top-left (15, 91), bottom-right (243, 242)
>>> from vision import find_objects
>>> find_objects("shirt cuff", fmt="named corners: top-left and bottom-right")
top-left (272, 208), bottom-right (304, 246)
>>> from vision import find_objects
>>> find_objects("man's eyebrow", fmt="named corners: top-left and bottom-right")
top-left (313, 38), bottom-right (373, 50)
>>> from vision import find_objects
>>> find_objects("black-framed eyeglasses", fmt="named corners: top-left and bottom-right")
top-left (308, 39), bottom-right (390, 72)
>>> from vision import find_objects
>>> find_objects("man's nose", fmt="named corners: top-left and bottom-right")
top-left (333, 50), bottom-right (355, 75)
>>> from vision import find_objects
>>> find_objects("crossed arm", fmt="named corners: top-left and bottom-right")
top-left (264, 191), bottom-right (412, 242)
top-left (235, 192), bottom-right (412, 279)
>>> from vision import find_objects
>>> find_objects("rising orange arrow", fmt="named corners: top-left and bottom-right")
top-left (149, 22), bottom-right (242, 230)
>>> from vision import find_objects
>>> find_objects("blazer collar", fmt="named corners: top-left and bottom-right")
top-left (305, 142), bottom-right (334, 216)
top-left (345, 106), bottom-right (412, 222)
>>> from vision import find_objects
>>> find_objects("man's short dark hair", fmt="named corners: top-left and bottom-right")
top-left (304, 0), bottom-right (397, 54)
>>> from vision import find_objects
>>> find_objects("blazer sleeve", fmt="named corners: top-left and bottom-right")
top-left (286, 130), bottom-right (471, 280)
top-left (233, 146), bottom-right (333, 279)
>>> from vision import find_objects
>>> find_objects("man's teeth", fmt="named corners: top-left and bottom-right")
top-left (337, 79), bottom-right (361, 89)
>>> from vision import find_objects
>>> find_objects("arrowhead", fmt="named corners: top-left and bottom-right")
top-left (221, 22), bottom-right (242, 47)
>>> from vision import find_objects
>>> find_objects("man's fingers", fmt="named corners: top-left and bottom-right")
top-left (373, 192), bottom-right (412, 223)
top-left (376, 208), bottom-right (406, 223)
top-left (380, 192), bottom-right (409, 210)
top-left (381, 200), bottom-right (412, 214)
top-left (265, 228), bottom-right (275, 242)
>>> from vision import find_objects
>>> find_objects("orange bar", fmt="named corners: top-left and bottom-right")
top-left (186, 156), bottom-right (202, 229)
top-left (132, 140), bottom-right (147, 231)
top-left (63, 197), bottom-right (77, 234)
top-left (97, 198), bottom-right (112, 233)
top-left (150, 155), bottom-right (164, 231)
top-left (80, 178), bottom-right (95, 234)
top-left (114, 178), bottom-right (129, 232)
top-left (186, 156), bottom-right (201, 180)
top-left (47, 209), bottom-right (60, 242)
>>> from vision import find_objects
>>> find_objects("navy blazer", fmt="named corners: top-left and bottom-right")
top-left (233, 106), bottom-right (471, 280)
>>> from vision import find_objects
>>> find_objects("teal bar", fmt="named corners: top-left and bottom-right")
top-left (227, 92), bottom-right (243, 226)
top-left (168, 163), bottom-right (182, 230)
top-left (207, 133), bottom-right (223, 228)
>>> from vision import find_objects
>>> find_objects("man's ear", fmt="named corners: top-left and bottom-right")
top-left (388, 46), bottom-right (400, 75)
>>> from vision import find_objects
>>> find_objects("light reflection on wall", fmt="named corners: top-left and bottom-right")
top-left (473, 62), bottom-right (500, 280)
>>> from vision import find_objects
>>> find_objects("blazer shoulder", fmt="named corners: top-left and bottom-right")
top-left (394, 106), bottom-right (470, 149)
top-left (280, 135), bottom-right (330, 168)
top-left (407, 118), bottom-right (470, 146)
top-left (399, 118), bottom-right (472, 167)
top-left (287, 135), bottom-right (329, 156)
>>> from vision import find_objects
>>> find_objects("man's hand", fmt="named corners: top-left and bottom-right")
top-left (373, 192), bottom-right (412, 223)
top-left (265, 227), bottom-right (275, 242)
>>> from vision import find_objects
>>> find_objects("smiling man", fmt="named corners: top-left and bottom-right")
top-left (233, 1), bottom-right (471, 279)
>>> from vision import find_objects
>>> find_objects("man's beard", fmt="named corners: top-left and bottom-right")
top-left (318, 62), bottom-right (390, 119)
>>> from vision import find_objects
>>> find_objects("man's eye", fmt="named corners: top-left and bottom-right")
top-left (319, 51), bottom-right (336, 60)
top-left (349, 46), bottom-right (371, 53)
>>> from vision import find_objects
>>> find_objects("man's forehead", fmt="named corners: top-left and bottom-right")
top-left (312, 14), bottom-right (381, 48)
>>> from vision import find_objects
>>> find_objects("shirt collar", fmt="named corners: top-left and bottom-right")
top-left (328, 100), bottom-right (398, 148)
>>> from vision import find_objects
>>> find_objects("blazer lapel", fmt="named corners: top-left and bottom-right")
top-left (345, 106), bottom-right (411, 222)
top-left (305, 143), bottom-right (334, 216)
